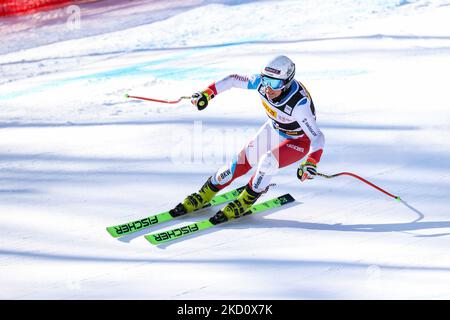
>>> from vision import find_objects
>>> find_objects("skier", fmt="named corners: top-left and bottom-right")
top-left (170, 55), bottom-right (325, 225)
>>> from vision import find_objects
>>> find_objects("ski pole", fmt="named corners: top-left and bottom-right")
top-left (124, 94), bottom-right (191, 104)
top-left (316, 171), bottom-right (401, 201)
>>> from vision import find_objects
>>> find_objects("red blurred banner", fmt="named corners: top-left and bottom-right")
top-left (0, 0), bottom-right (92, 17)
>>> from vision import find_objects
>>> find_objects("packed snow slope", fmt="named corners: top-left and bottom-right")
top-left (1, 0), bottom-right (450, 299)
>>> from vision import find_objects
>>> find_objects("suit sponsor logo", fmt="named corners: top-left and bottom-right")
top-left (217, 169), bottom-right (232, 182)
top-left (254, 172), bottom-right (265, 189)
top-left (262, 101), bottom-right (277, 118)
top-left (302, 118), bottom-right (318, 136)
top-left (278, 115), bottom-right (291, 122)
top-left (286, 144), bottom-right (304, 153)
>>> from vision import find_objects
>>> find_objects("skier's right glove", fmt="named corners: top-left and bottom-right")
top-left (191, 88), bottom-right (215, 111)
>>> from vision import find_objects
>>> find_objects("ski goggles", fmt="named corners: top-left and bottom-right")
top-left (261, 75), bottom-right (286, 90)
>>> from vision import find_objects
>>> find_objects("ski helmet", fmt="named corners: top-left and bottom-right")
top-left (261, 55), bottom-right (296, 90)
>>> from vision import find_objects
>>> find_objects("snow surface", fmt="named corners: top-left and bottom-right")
top-left (1, 0), bottom-right (450, 299)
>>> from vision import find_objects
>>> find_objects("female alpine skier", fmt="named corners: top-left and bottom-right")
top-left (170, 55), bottom-right (325, 225)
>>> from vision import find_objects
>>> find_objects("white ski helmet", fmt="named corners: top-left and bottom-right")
top-left (261, 55), bottom-right (296, 89)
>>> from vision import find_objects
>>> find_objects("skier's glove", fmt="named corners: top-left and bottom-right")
top-left (297, 157), bottom-right (318, 182)
top-left (191, 88), bottom-right (215, 111)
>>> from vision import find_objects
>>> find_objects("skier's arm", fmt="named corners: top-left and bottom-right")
top-left (191, 74), bottom-right (260, 110)
top-left (292, 97), bottom-right (325, 182)
top-left (292, 98), bottom-right (325, 163)
top-left (214, 74), bottom-right (261, 93)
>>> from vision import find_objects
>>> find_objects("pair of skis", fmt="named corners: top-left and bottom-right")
top-left (106, 187), bottom-right (295, 245)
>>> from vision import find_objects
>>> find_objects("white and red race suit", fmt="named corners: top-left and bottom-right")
top-left (206, 74), bottom-right (325, 193)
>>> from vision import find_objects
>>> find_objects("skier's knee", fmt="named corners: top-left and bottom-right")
top-left (213, 165), bottom-right (234, 186)
top-left (258, 151), bottom-right (279, 175)
top-left (212, 155), bottom-right (252, 186)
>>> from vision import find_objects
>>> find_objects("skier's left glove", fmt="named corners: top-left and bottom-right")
top-left (191, 88), bottom-right (215, 111)
top-left (297, 157), bottom-right (318, 182)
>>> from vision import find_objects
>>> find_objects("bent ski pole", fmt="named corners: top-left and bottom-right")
top-left (125, 94), bottom-right (191, 104)
top-left (316, 171), bottom-right (401, 201)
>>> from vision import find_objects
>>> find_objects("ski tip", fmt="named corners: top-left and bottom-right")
top-left (278, 193), bottom-right (295, 204)
top-left (395, 196), bottom-right (402, 202)
top-left (124, 93), bottom-right (129, 98)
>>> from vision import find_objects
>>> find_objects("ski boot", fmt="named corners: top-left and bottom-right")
top-left (170, 177), bottom-right (220, 217)
top-left (209, 185), bottom-right (262, 225)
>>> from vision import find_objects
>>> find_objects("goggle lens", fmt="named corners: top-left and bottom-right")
top-left (261, 76), bottom-right (285, 90)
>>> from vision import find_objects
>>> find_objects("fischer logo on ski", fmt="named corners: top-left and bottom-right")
top-left (152, 224), bottom-right (200, 242)
top-left (114, 216), bottom-right (159, 235)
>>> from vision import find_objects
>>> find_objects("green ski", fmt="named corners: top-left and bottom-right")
top-left (106, 186), bottom-right (245, 238)
top-left (145, 193), bottom-right (295, 245)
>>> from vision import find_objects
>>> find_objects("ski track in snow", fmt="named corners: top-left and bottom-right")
top-left (1, 0), bottom-right (450, 299)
